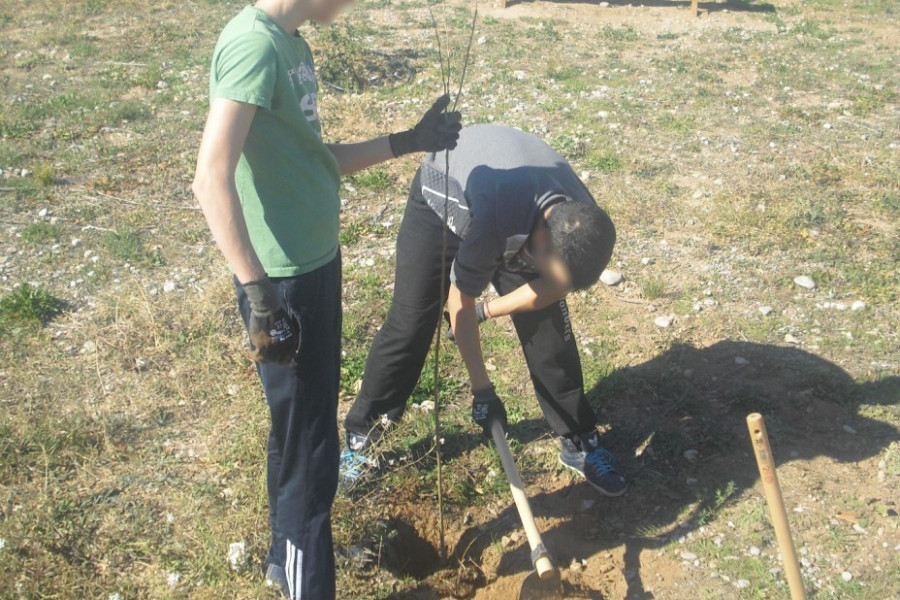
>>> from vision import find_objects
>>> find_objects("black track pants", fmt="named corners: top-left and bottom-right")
top-left (344, 172), bottom-right (597, 440)
top-left (235, 253), bottom-right (341, 600)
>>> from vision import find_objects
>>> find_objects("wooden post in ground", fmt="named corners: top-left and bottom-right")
top-left (746, 414), bottom-right (808, 600)
top-left (691, 0), bottom-right (698, 17)
top-left (499, 0), bottom-right (507, 8)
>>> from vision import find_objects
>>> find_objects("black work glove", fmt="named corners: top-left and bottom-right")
top-left (444, 302), bottom-right (489, 342)
top-left (472, 385), bottom-right (507, 438)
top-left (388, 95), bottom-right (462, 157)
top-left (243, 278), bottom-right (300, 364)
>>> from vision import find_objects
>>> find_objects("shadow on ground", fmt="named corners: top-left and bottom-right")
top-left (398, 341), bottom-right (897, 598)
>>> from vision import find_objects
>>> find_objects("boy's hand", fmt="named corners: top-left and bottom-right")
top-left (389, 95), bottom-right (462, 157)
top-left (243, 278), bottom-right (300, 364)
top-left (472, 385), bottom-right (507, 437)
top-left (445, 302), bottom-right (488, 342)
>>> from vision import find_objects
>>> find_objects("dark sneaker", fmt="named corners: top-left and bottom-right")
top-left (339, 432), bottom-right (378, 489)
top-left (559, 431), bottom-right (627, 497)
top-left (265, 564), bottom-right (289, 597)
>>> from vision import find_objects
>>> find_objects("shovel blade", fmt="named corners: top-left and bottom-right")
top-left (517, 568), bottom-right (562, 600)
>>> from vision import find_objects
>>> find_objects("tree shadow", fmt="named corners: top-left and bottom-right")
top-left (504, 0), bottom-right (777, 14)
top-left (449, 341), bottom-right (898, 598)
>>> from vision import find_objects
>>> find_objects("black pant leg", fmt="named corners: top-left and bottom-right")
top-left (344, 173), bottom-right (460, 436)
top-left (491, 269), bottom-right (597, 437)
top-left (236, 253), bottom-right (342, 600)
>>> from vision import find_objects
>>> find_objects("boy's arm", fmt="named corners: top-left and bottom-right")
top-left (192, 98), bottom-right (265, 284)
top-left (447, 283), bottom-right (492, 391)
top-left (325, 137), bottom-right (394, 176)
top-left (483, 277), bottom-right (570, 319)
top-left (192, 97), bottom-right (299, 364)
top-left (448, 283), bottom-right (508, 435)
top-left (325, 95), bottom-right (461, 176)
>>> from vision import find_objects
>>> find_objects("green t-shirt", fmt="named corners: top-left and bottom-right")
top-left (209, 6), bottom-right (341, 277)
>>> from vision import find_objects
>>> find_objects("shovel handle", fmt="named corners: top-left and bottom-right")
top-left (491, 419), bottom-right (556, 580)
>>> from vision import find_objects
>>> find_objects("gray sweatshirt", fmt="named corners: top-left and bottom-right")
top-left (420, 124), bottom-right (597, 297)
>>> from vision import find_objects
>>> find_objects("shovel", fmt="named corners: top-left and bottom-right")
top-left (490, 419), bottom-right (563, 600)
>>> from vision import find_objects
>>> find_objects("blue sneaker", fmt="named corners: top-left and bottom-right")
top-left (559, 431), bottom-right (627, 497)
top-left (339, 432), bottom-right (378, 489)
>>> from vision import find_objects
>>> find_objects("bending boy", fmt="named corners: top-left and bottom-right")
top-left (342, 124), bottom-right (626, 497)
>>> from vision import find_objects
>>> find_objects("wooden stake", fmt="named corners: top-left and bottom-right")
top-left (746, 413), bottom-right (807, 600)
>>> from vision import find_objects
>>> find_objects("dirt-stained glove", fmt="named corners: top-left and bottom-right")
top-left (243, 278), bottom-right (300, 364)
top-left (389, 95), bottom-right (462, 157)
top-left (444, 302), bottom-right (488, 342)
top-left (472, 385), bottom-right (507, 438)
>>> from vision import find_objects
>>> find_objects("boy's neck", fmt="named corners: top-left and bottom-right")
top-left (255, 0), bottom-right (310, 34)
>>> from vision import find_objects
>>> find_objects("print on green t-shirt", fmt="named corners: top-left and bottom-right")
top-left (210, 7), bottom-right (341, 277)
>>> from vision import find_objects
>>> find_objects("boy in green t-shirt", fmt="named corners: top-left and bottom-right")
top-left (192, 1), bottom-right (460, 597)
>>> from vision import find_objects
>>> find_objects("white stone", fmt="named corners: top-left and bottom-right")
top-left (759, 306), bottom-right (774, 316)
top-left (851, 300), bottom-right (866, 311)
top-left (71, 238), bottom-right (82, 247)
top-left (683, 449), bottom-right (699, 462)
top-left (166, 572), bottom-right (180, 587)
top-left (38, 208), bottom-right (49, 218)
top-left (108, 595), bottom-right (122, 600)
top-left (842, 425), bottom-right (857, 435)
top-left (477, 36), bottom-right (487, 45)
top-left (163, 280), bottom-right (176, 293)
top-left (734, 357), bottom-right (750, 366)
top-left (82, 340), bottom-right (97, 354)
top-left (513, 71), bottom-right (526, 80)
top-left (654, 315), bottom-right (674, 328)
top-left (680, 552), bottom-right (697, 561)
top-left (749, 546), bottom-right (761, 557)
top-left (794, 275), bottom-right (816, 290)
top-left (841, 571), bottom-right (852, 582)
top-left (784, 334), bottom-right (800, 345)
top-left (599, 269), bottom-right (623, 286)
top-left (599, 1), bottom-right (610, 6)
top-left (227, 542), bottom-right (246, 571)
top-left (686, 477), bottom-right (698, 485)
top-left (736, 579), bottom-right (750, 589)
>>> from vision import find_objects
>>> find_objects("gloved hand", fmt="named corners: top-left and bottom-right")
top-left (243, 278), bottom-right (300, 364)
top-left (388, 95), bottom-right (462, 157)
top-left (472, 385), bottom-right (507, 438)
top-left (445, 302), bottom-right (488, 342)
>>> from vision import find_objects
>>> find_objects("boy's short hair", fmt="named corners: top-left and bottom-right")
top-left (546, 201), bottom-right (616, 290)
